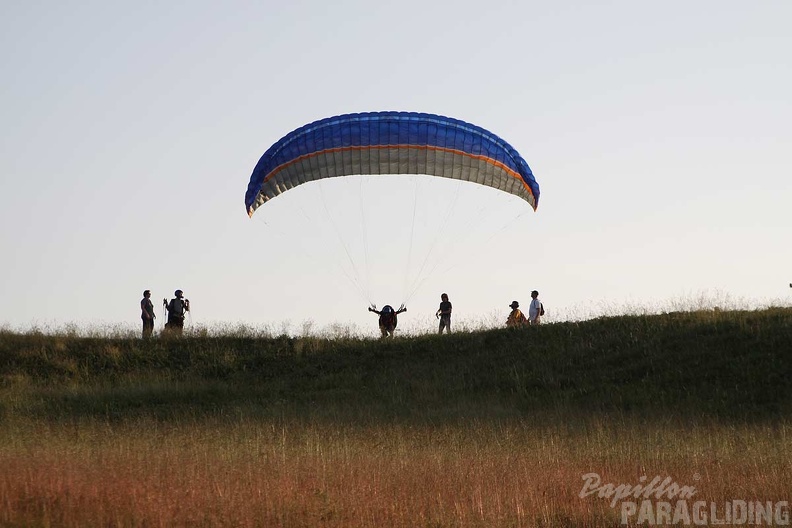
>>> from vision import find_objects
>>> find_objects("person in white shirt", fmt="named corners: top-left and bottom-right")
top-left (528, 290), bottom-right (543, 325)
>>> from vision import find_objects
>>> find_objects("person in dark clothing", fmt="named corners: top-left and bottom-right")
top-left (436, 293), bottom-right (452, 334)
top-left (164, 289), bottom-right (190, 336)
top-left (368, 304), bottom-right (407, 338)
top-left (140, 289), bottom-right (155, 338)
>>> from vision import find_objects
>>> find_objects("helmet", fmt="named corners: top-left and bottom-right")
top-left (382, 305), bottom-right (394, 313)
top-left (175, 289), bottom-right (183, 297)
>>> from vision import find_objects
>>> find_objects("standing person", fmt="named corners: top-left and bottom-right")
top-left (506, 301), bottom-right (527, 327)
top-left (368, 304), bottom-right (407, 338)
top-left (140, 290), bottom-right (156, 338)
top-left (436, 293), bottom-right (452, 334)
top-left (165, 289), bottom-right (190, 336)
top-left (528, 290), bottom-right (543, 326)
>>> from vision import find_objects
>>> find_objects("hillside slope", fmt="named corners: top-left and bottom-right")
top-left (1, 308), bottom-right (791, 422)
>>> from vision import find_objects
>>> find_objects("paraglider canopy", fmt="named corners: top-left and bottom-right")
top-left (245, 111), bottom-right (539, 217)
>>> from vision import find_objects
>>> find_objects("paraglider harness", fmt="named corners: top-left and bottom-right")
top-left (379, 305), bottom-right (397, 330)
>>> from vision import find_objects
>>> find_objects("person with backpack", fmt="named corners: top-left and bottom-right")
top-left (140, 289), bottom-right (156, 339)
top-left (528, 290), bottom-right (544, 325)
top-left (165, 289), bottom-right (190, 336)
top-left (506, 301), bottom-right (527, 327)
top-left (368, 304), bottom-right (407, 338)
top-left (435, 293), bottom-right (452, 334)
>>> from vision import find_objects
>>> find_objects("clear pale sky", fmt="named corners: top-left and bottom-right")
top-left (2, 1), bottom-right (790, 336)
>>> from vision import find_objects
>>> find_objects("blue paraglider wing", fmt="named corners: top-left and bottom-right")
top-left (245, 112), bottom-right (539, 216)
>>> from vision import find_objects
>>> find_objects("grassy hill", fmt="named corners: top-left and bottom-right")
top-left (3, 307), bottom-right (791, 423)
top-left (2, 308), bottom-right (792, 527)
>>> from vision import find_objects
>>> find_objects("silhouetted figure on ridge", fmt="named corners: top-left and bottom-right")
top-left (368, 304), bottom-right (406, 338)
